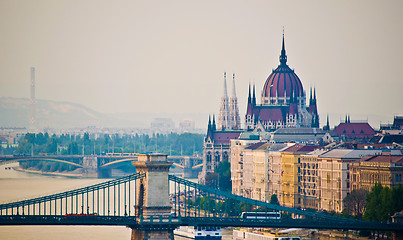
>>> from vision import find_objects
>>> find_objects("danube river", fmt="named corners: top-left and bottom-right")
top-left (0, 163), bottom-right (233, 240)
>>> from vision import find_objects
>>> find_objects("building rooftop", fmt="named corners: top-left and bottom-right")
top-left (362, 155), bottom-right (403, 164)
top-left (281, 144), bottom-right (320, 153)
top-left (319, 149), bottom-right (381, 159)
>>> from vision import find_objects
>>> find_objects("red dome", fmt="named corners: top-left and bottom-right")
top-left (261, 35), bottom-right (304, 104)
top-left (262, 65), bottom-right (303, 99)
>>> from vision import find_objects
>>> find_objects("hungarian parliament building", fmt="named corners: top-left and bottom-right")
top-left (200, 34), bottom-right (319, 182)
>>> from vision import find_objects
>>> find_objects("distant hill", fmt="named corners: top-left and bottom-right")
top-left (0, 97), bottom-right (208, 130)
top-left (0, 97), bottom-right (144, 129)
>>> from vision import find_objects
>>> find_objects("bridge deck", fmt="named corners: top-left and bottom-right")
top-left (0, 215), bottom-right (401, 231)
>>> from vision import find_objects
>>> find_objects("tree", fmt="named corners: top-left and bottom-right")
top-left (215, 159), bottom-right (231, 191)
top-left (364, 183), bottom-right (403, 222)
top-left (343, 189), bottom-right (368, 218)
top-left (270, 194), bottom-right (280, 205)
top-left (205, 172), bottom-right (218, 188)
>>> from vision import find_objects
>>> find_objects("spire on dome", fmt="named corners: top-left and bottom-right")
top-left (279, 28), bottom-right (287, 65)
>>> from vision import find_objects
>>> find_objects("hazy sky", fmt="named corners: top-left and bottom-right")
top-left (1, 0), bottom-right (402, 128)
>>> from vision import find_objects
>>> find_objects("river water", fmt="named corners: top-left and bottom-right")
top-left (0, 163), bottom-right (233, 240)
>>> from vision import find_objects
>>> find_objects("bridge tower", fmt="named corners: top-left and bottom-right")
top-left (131, 154), bottom-right (174, 240)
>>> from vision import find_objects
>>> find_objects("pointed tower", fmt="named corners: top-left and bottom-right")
top-left (212, 115), bottom-right (216, 131)
top-left (308, 87), bottom-right (319, 128)
top-left (252, 84), bottom-right (256, 106)
top-left (229, 73), bottom-right (241, 129)
top-left (245, 83), bottom-right (255, 130)
top-left (323, 114), bottom-right (330, 131)
top-left (206, 115), bottom-right (213, 140)
top-left (218, 72), bottom-right (231, 130)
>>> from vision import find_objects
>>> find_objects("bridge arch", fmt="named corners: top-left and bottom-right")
top-left (98, 158), bottom-right (138, 169)
top-left (0, 158), bottom-right (83, 168)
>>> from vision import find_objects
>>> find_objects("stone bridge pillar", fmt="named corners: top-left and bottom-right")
top-left (183, 156), bottom-right (193, 178)
top-left (82, 156), bottom-right (98, 178)
top-left (131, 154), bottom-right (174, 240)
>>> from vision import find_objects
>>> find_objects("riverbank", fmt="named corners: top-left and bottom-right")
top-left (12, 166), bottom-right (83, 178)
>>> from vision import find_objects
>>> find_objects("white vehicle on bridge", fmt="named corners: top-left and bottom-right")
top-left (240, 211), bottom-right (281, 220)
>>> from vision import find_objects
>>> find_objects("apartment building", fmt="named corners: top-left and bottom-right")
top-left (350, 151), bottom-right (403, 191)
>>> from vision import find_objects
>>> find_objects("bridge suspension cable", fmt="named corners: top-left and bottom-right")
top-left (0, 173), bottom-right (145, 217)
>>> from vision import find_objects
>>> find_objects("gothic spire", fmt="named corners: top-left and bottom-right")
top-left (326, 114), bottom-right (330, 130)
top-left (232, 73), bottom-right (236, 98)
top-left (248, 83), bottom-right (251, 103)
top-left (310, 87), bottom-right (312, 102)
top-left (223, 72), bottom-right (228, 97)
top-left (218, 72), bottom-right (231, 130)
top-left (230, 73), bottom-right (241, 130)
top-left (252, 83), bottom-right (256, 106)
top-left (313, 87), bottom-right (316, 100)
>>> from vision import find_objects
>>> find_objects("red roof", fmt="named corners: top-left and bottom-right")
top-left (362, 155), bottom-right (403, 164)
top-left (258, 108), bottom-right (284, 122)
top-left (212, 131), bottom-right (242, 145)
top-left (245, 142), bottom-right (266, 150)
top-left (282, 144), bottom-right (320, 153)
top-left (334, 122), bottom-right (375, 139)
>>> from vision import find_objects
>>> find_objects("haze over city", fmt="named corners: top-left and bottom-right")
top-left (0, 0), bottom-right (402, 129)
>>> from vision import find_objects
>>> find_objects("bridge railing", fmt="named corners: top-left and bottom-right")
top-left (0, 173), bottom-right (145, 217)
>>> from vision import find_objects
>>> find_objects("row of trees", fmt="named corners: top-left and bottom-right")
top-left (343, 183), bottom-right (403, 223)
top-left (16, 132), bottom-right (204, 156)
top-left (184, 196), bottom-right (280, 217)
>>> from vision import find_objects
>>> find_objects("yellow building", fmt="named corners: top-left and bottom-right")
top-left (280, 145), bottom-right (319, 208)
top-left (350, 153), bottom-right (403, 192)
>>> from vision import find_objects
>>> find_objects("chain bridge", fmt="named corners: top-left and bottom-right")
top-left (0, 154), bottom-right (402, 240)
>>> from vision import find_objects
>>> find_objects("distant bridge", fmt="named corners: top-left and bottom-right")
top-left (0, 154), bottom-right (202, 178)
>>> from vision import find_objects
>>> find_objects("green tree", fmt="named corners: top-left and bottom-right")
top-left (364, 183), bottom-right (403, 222)
top-left (46, 138), bottom-right (58, 154)
top-left (343, 189), bottom-right (368, 218)
top-left (35, 133), bottom-right (47, 145)
top-left (215, 159), bottom-right (231, 191)
top-left (270, 194), bottom-right (280, 205)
